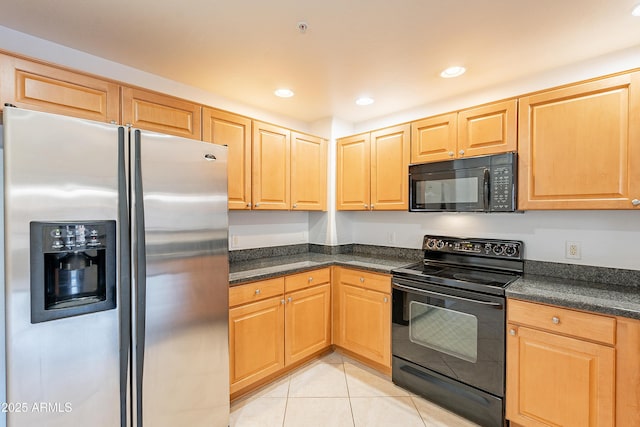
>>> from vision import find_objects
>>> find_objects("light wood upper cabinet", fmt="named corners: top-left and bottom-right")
top-left (252, 121), bottom-right (291, 210)
top-left (458, 99), bottom-right (517, 158)
top-left (291, 132), bottom-right (327, 211)
top-left (333, 267), bottom-right (391, 370)
top-left (506, 299), bottom-right (616, 427)
top-left (336, 133), bottom-right (371, 210)
top-left (411, 113), bottom-right (457, 163)
top-left (518, 72), bottom-right (640, 210)
top-left (0, 53), bottom-right (119, 123)
top-left (411, 100), bottom-right (517, 164)
top-left (202, 108), bottom-right (252, 210)
top-left (121, 87), bottom-right (201, 139)
top-left (371, 124), bottom-right (410, 210)
top-left (336, 124), bottom-right (409, 211)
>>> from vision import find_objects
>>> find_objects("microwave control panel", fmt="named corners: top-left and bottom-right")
top-left (490, 165), bottom-right (514, 211)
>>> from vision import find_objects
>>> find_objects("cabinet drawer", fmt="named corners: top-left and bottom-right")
top-left (508, 299), bottom-right (616, 345)
top-left (285, 267), bottom-right (331, 293)
top-left (229, 277), bottom-right (284, 307)
top-left (336, 267), bottom-right (390, 294)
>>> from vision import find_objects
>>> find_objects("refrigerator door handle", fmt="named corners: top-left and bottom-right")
top-left (118, 126), bottom-right (132, 427)
top-left (133, 129), bottom-right (147, 427)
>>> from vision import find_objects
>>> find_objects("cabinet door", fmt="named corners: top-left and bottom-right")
top-left (203, 108), bottom-right (252, 210)
top-left (121, 87), bottom-right (202, 139)
top-left (0, 54), bottom-right (119, 123)
top-left (333, 268), bottom-right (391, 368)
top-left (370, 124), bottom-right (410, 210)
top-left (291, 132), bottom-right (327, 211)
top-left (518, 72), bottom-right (640, 209)
top-left (285, 283), bottom-right (331, 365)
top-left (336, 133), bottom-right (371, 210)
top-left (458, 99), bottom-right (517, 158)
top-left (506, 325), bottom-right (615, 427)
top-left (410, 112), bottom-right (457, 163)
top-left (229, 296), bottom-right (285, 394)
top-left (252, 121), bottom-right (291, 210)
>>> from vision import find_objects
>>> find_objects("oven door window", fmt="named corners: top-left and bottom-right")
top-left (409, 301), bottom-right (477, 363)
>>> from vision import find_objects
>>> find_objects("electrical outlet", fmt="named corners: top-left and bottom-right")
top-left (231, 235), bottom-right (239, 249)
top-left (565, 241), bottom-right (581, 259)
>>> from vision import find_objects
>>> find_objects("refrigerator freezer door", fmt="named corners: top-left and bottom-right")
top-left (3, 108), bottom-right (122, 426)
top-left (131, 129), bottom-right (229, 427)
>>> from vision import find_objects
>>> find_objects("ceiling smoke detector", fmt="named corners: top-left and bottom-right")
top-left (297, 21), bottom-right (308, 34)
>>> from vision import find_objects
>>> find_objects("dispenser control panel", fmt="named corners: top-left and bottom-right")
top-left (43, 223), bottom-right (108, 252)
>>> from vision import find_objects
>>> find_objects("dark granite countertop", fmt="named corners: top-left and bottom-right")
top-left (229, 252), bottom-right (414, 286)
top-left (506, 274), bottom-right (640, 320)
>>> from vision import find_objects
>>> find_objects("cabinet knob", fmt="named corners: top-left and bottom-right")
top-left (364, 204), bottom-right (369, 208)
top-left (448, 151), bottom-right (454, 157)
top-left (509, 329), bottom-right (516, 336)
top-left (293, 204), bottom-right (297, 208)
top-left (308, 277), bottom-right (313, 282)
top-left (370, 204), bottom-right (375, 210)
top-left (255, 289), bottom-right (261, 295)
top-left (383, 297), bottom-right (389, 303)
top-left (359, 277), bottom-right (365, 283)
top-left (632, 199), bottom-right (640, 206)
top-left (281, 299), bottom-right (286, 305)
top-left (552, 316), bottom-right (560, 324)
top-left (109, 120), bottom-right (117, 125)
top-left (459, 150), bottom-right (465, 156)
top-left (246, 203), bottom-right (251, 208)
top-left (287, 297), bottom-right (293, 303)
top-left (125, 123), bottom-right (132, 128)
top-left (254, 203), bottom-right (260, 208)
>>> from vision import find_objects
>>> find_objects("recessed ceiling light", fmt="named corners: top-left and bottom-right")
top-left (633, 4), bottom-right (640, 16)
top-left (274, 88), bottom-right (294, 98)
top-left (355, 97), bottom-right (374, 106)
top-left (440, 66), bottom-right (466, 78)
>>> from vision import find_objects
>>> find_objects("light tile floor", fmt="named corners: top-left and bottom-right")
top-left (230, 352), bottom-right (481, 427)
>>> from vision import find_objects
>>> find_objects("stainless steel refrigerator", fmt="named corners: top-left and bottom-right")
top-left (1, 107), bottom-right (230, 427)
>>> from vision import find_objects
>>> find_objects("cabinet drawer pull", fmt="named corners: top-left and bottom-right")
top-left (509, 329), bottom-right (516, 336)
top-left (459, 149), bottom-right (465, 156)
top-left (359, 277), bottom-right (365, 283)
top-left (255, 289), bottom-right (261, 295)
top-left (632, 199), bottom-right (640, 206)
top-left (281, 299), bottom-right (285, 305)
top-left (308, 277), bottom-right (313, 282)
top-left (448, 151), bottom-right (454, 157)
top-left (552, 316), bottom-right (560, 324)
top-left (287, 297), bottom-right (292, 303)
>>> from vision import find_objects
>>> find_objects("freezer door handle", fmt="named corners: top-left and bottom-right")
top-left (118, 126), bottom-right (132, 427)
top-left (134, 130), bottom-right (147, 427)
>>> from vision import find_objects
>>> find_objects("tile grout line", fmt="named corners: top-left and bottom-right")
top-left (343, 359), bottom-right (357, 427)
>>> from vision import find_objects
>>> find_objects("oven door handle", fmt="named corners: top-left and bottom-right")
top-left (483, 168), bottom-right (491, 211)
top-left (392, 282), bottom-right (504, 307)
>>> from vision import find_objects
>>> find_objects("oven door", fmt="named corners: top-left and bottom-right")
top-left (409, 166), bottom-right (489, 212)
top-left (392, 276), bottom-right (505, 396)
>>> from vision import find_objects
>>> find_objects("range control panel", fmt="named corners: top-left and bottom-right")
top-left (422, 235), bottom-right (523, 260)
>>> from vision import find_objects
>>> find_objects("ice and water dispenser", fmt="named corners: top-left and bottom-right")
top-left (30, 221), bottom-right (117, 323)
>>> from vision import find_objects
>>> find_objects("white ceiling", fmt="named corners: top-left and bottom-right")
top-left (0, 0), bottom-right (639, 124)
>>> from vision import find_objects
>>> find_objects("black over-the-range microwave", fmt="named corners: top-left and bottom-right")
top-left (409, 152), bottom-right (517, 212)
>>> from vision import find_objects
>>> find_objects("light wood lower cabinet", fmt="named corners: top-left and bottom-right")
top-left (229, 293), bottom-right (285, 394)
top-left (229, 269), bottom-right (331, 396)
top-left (333, 267), bottom-right (391, 369)
top-left (506, 299), bottom-right (623, 427)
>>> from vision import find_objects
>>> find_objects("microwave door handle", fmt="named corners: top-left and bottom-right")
top-left (483, 168), bottom-right (490, 210)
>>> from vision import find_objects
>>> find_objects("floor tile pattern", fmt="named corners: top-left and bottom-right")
top-left (230, 352), bottom-right (481, 427)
